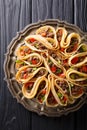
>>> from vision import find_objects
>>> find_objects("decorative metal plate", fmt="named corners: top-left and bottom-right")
top-left (4, 19), bottom-right (87, 117)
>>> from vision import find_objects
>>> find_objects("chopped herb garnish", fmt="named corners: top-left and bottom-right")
top-left (42, 96), bottom-right (45, 101)
top-left (56, 69), bottom-right (62, 73)
top-left (70, 66), bottom-right (74, 69)
top-left (70, 74), bottom-right (75, 79)
top-left (33, 67), bottom-right (37, 71)
top-left (48, 59), bottom-right (51, 63)
top-left (16, 60), bottom-right (23, 63)
top-left (57, 92), bottom-right (63, 98)
top-left (81, 46), bottom-right (87, 52)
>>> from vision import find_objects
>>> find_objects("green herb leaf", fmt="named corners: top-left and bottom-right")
top-left (70, 74), bottom-right (75, 79)
top-left (57, 92), bottom-right (62, 98)
top-left (42, 96), bottom-right (45, 101)
top-left (33, 67), bottom-right (37, 71)
top-left (56, 69), bottom-right (62, 73)
top-left (82, 46), bottom-right (87, 51)
top-left (16, 60), bottom-right (23, 63)
top-left (48, 59), bottom-right (51, 63)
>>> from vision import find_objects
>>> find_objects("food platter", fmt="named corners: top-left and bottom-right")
top-left (4, 19), bottom-right (87, 117)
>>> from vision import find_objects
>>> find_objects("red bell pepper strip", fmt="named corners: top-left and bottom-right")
top-left (25, 82), bottom-right (33, 88)
top-left (31, 59), bottom-right (38, 64)
top-left (29, 38), bottom-right (36, 43)
top-left (73, 43), bottom-right (78, 51)
top-left (50, 66), bottom-right (57, 73)
top-left (71, 57), bottom-right (78, 64)
top-left (80, 65), bottom-right (87, 73)
top-left (59, 73), bottom-right (65, 78)
top-left (23, 73), bottom-right (28, 79)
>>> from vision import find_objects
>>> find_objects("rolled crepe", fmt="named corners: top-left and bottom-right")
top-left (69, 82), bottom-right (84, 99)
top-left (25, 35), bottom-right (58, 51)
top-left (49, 76), bottom-right (68, 106)
top-left (36, 25), bottom-right (59, 49)
top-left (46, 74), bottom-right (59, 107)
top-left (22, 53), bottom-right (43, 67)
top-left (16, 65), bottom-right (48, 83)
top-left (56, 27), bottom-right (67, 48)
top-left (36, 25), bottom-right (55, 38)
top-left (36, 77), bottom-right (50, 104)
top-left (22, 76), bottom-right (49, 100)
top-left (65, 32), bottom-right (81, 55)
top-left (68, 52), bottom-right (87, 67)
top-left (66, 68), bottom-right (87, 86)
top-left (15, 44), bottom-right (32, 59)
top-left (55, 78), bottom-right (74, 104)
top-left (77, 43), bottom-right (87, 53)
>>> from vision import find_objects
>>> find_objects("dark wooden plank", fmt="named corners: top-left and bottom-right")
top-left (74, 0), bottom-right (87, 32)
top-left (32, 113), bottom-right (75, 130)
top-left (32, 0), bottom-right (74, 24)
top-left (73, 0), bottom-right (87, 129)
top-left (0, 0), bottom-right (32, 130)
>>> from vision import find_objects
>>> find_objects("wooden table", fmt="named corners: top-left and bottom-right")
top-left (0, 0), bottom-right (87, 130)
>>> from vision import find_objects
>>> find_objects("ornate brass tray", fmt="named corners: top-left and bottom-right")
top-left (4, 19), bottom-right (87, 117)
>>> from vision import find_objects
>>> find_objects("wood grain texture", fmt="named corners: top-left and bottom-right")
top-left (0, 0), bottom-right (87, 130)
top-left (74, 0), bottom-right (87, 32)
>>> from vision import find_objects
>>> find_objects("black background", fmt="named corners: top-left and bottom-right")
top-left (0, 0), bottom-right (87, 130)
